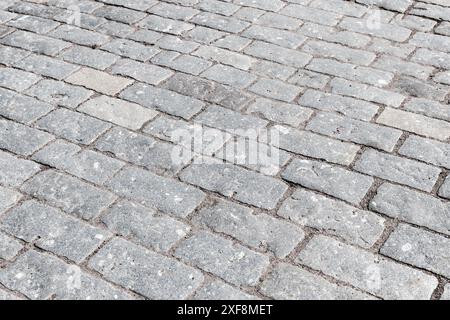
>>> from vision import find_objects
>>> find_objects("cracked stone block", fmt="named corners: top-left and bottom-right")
top-left (88, 237), bottom-right (204, 299)
top-left (101, 200), bottom-right (190, 253)
top-left (21, 170), bottom-right (117, 220)
top-left (0, 250), bottom-right (131, 300)
top-left (297, 235), bottom-right (438, 300)
top-left (111, 59), bottom-right (173, 85)
top-left (174, 231), bottom-right (270, 286)
top-left (194, 198), bottom-right (304, 258)
top-left (1, 200), bottom-right (110, 263)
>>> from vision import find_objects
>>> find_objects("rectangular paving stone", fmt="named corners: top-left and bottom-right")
top-left (59, 45), bottom-right (119, 70)
top-left (0, 151), bottom-right (41, 188)
top-left (279, 188), bottom-right (385, 248)
top-left (138, 15), bottom-right (194, 35)
top-left (97, 0), bottom-right (157, 11)
top-left (0, 67), bottom-right (41, 92)
top-left (128, 29), bottom-right (163, 45)
top-left (370, 183), bottom-right (450, 236)
top-left (180, 160), bottom-right (288, 209)
top-left (193, 280), bottom-right (257, 300)
top-left (0, 250), bottom-right (131, 300)
top-left (0, 232), bottom-right (23, 261)
top-left (249, 78), bottom-right (302, 102)
top-left (1, 200), bottom-right (110, 263)
top-left (111, 59), bottom-right (173, 85)
top-left (0, 30), bottom-right (70, 56)
top-left (32, 139), bottom-right (125, 185)
top-left (120, 82), bottom-right (204, 119)
top-left (298, 89), bottom-right (379, 121)
top-left (0, 88), bottom-right (54, 124)
top-left (161, 72), bottom-right (252, 110)
top-left (377, 107), bottom-right (450, 141)
top-left (355, 149), bottom-right (441, 192)
top-left (78, 95), bottom-right (158, 130)
top-left (95, 127), bottom-right (190, 176)
top-left (194, 198), bottom-right (304, 258)
top-left (412, 48), bottom-right (450, 70)
top-left (0, 45), bottom-right (30, 66)
top-left (174, 231), bottom-right (270, 286)
top-left (369, 38), bottom-right (415, 59)
top-left (201, 64), bottom-right (256, 89)
top-left (156, 35), bottom-right (200, 53)
top-left (21, 170), bottom-right (117, 220)
top-left (194, 45), bottom-right (255, 70)
top-left (0, 119), bottom-right (54, 156)
top-left (101, 38), bottom-right (160, 62)
top-left (36, 108), bottom-right (110, 145)
top-left (302, 40), bottom-right (376, 66)
top-left (372, 55), bottom-right (434, 80)
top-left (190, 12), bottom-right (249, 33)
top-left (49, 25), bottom-right (110, 47)
top-left (330, 78), bottom-right (406, 107)
top-left (151, 2), bottom-right (200, 20)
top-left (410, 32), bottom-right (450, 53)
top-left (271, 126), bottom-right (360, 166)
top-left (261, 263), bottom-right (374, 300)
top-left (242, 25), bottom-right (306, 49)
top-left (244, 41), bottom-right (312, 68)
top-left (399, 135), bottom-right (450, 169)
top-left (106, 166), bottom-right (205, 217)
top-left (247, 98), bottom-right (313, 127)
top-left (307, 112), bottom-right (403, 152)
top-left (15, 54), bottom-right (79, 80)
top-left (307, 58), bottom-right (394, 87)
top-left (65, 67), bottom-right (133, 96)
top-left (89, 237), bottom-right (204, 299)
top-left (0, 186), bottom-right (21, 215)
top-left (102, 200), bottom-right (190, 253)
top-left (6, 15), bottom-right (59, 34)
top-left (153, 51), bottom-right (213, 76)
top-left (94, 5), bottom-right (147, 24)
top-left (439, 177), bottom-right (450, 200)
top-left (392, 76), bottom-right (449, 101)
top-left (234, 0), bottom-right (284, 11)
top-left (381, 223), bottom-right (450, 278)
top-left (340, 16), bottom-right (412, 42)
top-left (26, 79), bottom-right (93, 109)
top-left (255, 12), bottom-right (302, 30)
top-left (187, 26), bottom-right (226, 44)
top-left (251, 59), bottom-right (297, 82)
top-left (281, 4), bottom-right (342, 26)
top-left (195, 105), bottom-right (267, 133)
top-left (311, 0), bottom-right (368, 17)
top-left (297, 235), bottom-right (438, 300)
top-left (282, 158), bottom-right (374, 205)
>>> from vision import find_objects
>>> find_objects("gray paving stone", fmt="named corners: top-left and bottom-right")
top-left (151, 2), bottom-right (200, 20)
top-left (0, 119), bottom-right (54, 156)
top-left (65, 67), bottom-right (133, 96)
top-left (377, 108), bottom-right (450, 141)
top-left (59, 46), bottom-right (118, 70)
top-left (0, 250), bottom-right (131, 300)
top-left (153, 51), bottom-right (213, 75)
top-left (194, 198), bottom-right (304, 258)
top-left (32, 139), bottom-right (125, 185)
top-left (94, 5), bottom-right (147, 24)
top-left (0, 30), bottom-right (70, 56)
top-left (97, 0), bottom-right (157, 11)
top-left (128, 29), bottom-right (163, 45)
top-left (26, 79), bottom-right (93, 109)
top-left (190, 12), bottom-right (249, 33)
top-left (255, 12), bottom-right (302, 30)
top-left (281, 4), bottom-right (342, 26)
top-left (234, 0), bottom-right (284, 12)
top-left (439, 177), bottom-right (450, 200)
top-left (0, 67), bottom-right (41, 92)
top-left (111, 59), bottom-right (173, 85)
top-left (194, 45), bottom-right (255, 70)
top-left (381, 223), bottom-right (450, 278)
top-left (0, 45), bottom-right (30, 66)
top-left (279, 188), bottom-right (385, 248)
top-left (180, 160), bottom-right (288, 209)
top-left (106, 166), bottom-right (205, 217)
top-left (247, 98), bottom-right (313, 127)
top-left (138, 15), bottom-right (194, 35)
top-left (410, 32), bottom-right (450, 53)
top-left (392, 76), bottom-right (449, 101)
top-left (370, 183), bottom-right (450, 236)
top-left (1, 200), bottom-right (110, 263)
top-left (96, 21), bottom-right (135, 38)
top-left (21, 170), bottom-right (116, 220)
top-left (244, 41), bottom-right (312, 68)
top-left (101, 38), bottom-right (160, 62)
top-left (249, 78), bottom-right (302, 102)
top-left (250, 60), bottom-right (297, 82)
top-left (372, 55), bottom-right (434, 80)
top-left (369, 38), bottom-right (415, 59)
top-left (89, 237), bottom-right (203, 299)
top-left (299, 89), bottom-right (379, 121)
top-left (49, 25), bottom-right (110, 46)
top-left (306, 112), bottom-right (403, 152)
top-left (187, 26), bottom-right (227, 44)
top-left (36, 108), bottom-right (110, 145)
top-left (412, 48), bottom-right (450, 70)
top-left (297, 235), bottom-right (437, 300)
top-left (0, 151), bottom-right (41, 188)
top-left (201, 64), bottom-right (256, 88)
top-left (271, 126), bottom-right (360, 166)
top-left (399, 135), bottom-right (450, 169)
top-left (120, 82), bottom-right (204, 119)
top-left (0, 186), bottom-right (21, 215)
top-left (174, 231), bottom-right (270, 286)
top-left (14, 54), bottom-right (79, 80)
top-left (355, 149), bottom-right (441, 192)
top-left (242, 25), bottom-right (306, 49)
top-left (282, 158), bottom-right (374, 205)
top-left (193, 280), bottom-right (257, 300)
top-left (95, 126), bottom-right (190, 175)
top-left (261, 263), bottom-right (374, 300)
top-left (0, 288), bottom-right (22, 300)
top-left (195, 0), bottom-right (239, 16)
top-left (102, 200), bottom-right (189, 253)
top-left (0, 232), bottom-right (23, 261)
top-left (442, 286), bottom-right (450, 300)
top-left (6, 15), bottom-right (59, 34)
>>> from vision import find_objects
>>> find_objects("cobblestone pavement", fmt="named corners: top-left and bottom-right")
top-left (0, 0), bottom-right (450, 301)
